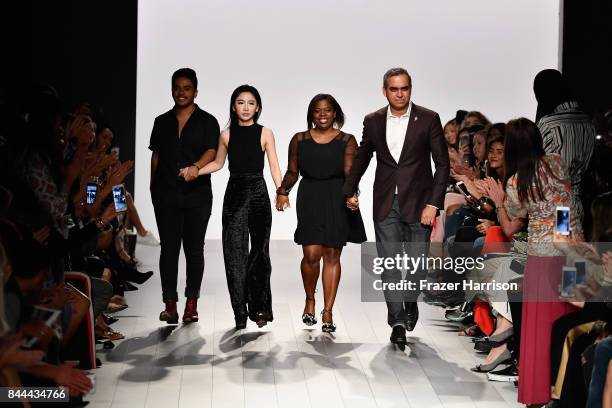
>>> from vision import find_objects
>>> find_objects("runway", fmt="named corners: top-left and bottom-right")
top-left (87, 241), bottom-right (521, 408)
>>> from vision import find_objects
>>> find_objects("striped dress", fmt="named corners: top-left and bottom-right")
top-left (537, 101), bottom-right (596, 223)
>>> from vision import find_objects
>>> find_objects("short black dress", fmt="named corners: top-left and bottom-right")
top-left (278, 131), bottom-right (367, 247)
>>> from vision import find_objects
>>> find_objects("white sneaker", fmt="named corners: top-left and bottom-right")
top-left (137, 231), bottom-right (160, 246)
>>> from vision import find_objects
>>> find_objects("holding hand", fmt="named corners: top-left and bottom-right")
top-left (275, 194), bottom-right (290, 211)
top-left (420, 205), bottom-right (437, 226)
top-left (346, 194), bottom-right (359, 211)
top-left (178, 165), bottom-right (199, 182)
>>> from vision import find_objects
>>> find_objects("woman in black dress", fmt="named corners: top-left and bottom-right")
top-left (197, 85), bottom-right (283, 329)
top-left (276, 94), bottom-right (366, 332)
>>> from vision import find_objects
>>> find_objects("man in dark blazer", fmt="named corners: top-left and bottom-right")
top-left (343, 68), bottom-right (449, 347)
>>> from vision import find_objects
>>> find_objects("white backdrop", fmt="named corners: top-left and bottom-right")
top-left (135, 0), bottom-right (560, 240)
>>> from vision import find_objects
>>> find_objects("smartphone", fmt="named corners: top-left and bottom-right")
top-left (574, 258), bottom-right (586, 285)
top-left (112, 184), bottom-right (128, 212)
top-left (560, 266), bottom-right (577, 298)
top-left (86, 183), bottom-right (98, 205)
top-left (22, 307), bottom-right (62, 349)
top-left (456, 181), bottom-right (471, 198)
top-left (555, 206), bottom-right (570, 235)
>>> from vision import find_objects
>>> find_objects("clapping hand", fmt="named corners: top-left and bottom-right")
top-left (481, 177), bottom-right (505, 207)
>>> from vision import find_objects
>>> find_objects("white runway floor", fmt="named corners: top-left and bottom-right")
top-left (87, 241), bottom-right (521, 408)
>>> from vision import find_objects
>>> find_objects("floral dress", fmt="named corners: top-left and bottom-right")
top-left (503, 153), bottom-right (581, 404)
top-left (505, 153), bottom-right (583, 255)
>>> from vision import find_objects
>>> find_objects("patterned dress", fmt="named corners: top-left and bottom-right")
top-left (504, 154), bottom-right (581, 404)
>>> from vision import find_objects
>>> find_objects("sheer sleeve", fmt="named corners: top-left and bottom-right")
top-left (343, 134), bottom-right (357, 178)
top-left (277, 133), bottom-right (300, 195)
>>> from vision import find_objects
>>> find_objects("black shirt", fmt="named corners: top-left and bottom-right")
top-left (149, 105), bottom-right (220, 208)
top-left (227, 123), bottom-right (265, 175)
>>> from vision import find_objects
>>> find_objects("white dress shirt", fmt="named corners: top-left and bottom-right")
top-left (386, 102), bottom-right (412, 194)
top-left (386, 102), bottom-right (412, 164)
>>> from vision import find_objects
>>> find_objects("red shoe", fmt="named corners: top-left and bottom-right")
top-left (183, 298), bottom-right (199, 323)
top-left (159, 300), bottom-right (179, 324)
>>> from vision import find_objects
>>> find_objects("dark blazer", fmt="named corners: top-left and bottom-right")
top-left (342, 103), bottom-right (449, 223)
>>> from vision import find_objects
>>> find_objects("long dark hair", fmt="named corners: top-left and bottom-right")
top-left (503, 118), bottom-right (557, 203)
top-left (228, 84), bottom-right (262, 128)
top-left (306, 94), bottom-right (345, 129)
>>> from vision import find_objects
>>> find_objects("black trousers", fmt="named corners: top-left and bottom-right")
top-left (222, 175), bottom-right (272, 322)
top-left (374, 195), bottom-right (431, 328)
top-left (153, 201), bottom-right (212, 301)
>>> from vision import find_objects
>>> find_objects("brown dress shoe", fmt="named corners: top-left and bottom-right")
top-left (159, 300), bottom-right (179, 324)
top-left (182, 298), bottom-right (199, 323)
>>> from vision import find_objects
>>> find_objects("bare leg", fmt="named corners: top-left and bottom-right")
top-left (321, 246), bottom-right (342, 323)
top-left (126, 192), bottom-right (147, 236)
top-left (301, 245), bottom-right (322, 315)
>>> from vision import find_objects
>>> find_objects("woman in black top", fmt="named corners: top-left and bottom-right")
top-left (276, 94), bottom-right (366, 332)
top-left (197, 85), bottom-right (282, 329)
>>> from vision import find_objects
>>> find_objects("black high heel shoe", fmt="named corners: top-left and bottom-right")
top-left (302, 297), bottom-right (317, 326)
top-left (321, 309), bottom-right (336, 333)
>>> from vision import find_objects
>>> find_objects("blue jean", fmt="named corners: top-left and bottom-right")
top-left (587, 336), bottom-right (612, 408)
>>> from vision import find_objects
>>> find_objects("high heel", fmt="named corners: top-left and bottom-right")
top-left (321, 309), bottom-right (336, 333)
top-left (470, 349), bottom-right (512, 373)
top-left (302, 297), bottom-right (317, 326)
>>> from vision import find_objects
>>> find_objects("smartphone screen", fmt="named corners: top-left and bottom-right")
top-left (86, 183), bottom-right (97, 205)
top-left (112, 184), bottom-right (128, 212)
top-left (456, 181), bottom-right (471, 198)
top-left (561, 266), bottom-right (577, 298)
top-left (555, 206), bottom-right (570, 235)
top-left (574, 259), bottom-right (586, 285)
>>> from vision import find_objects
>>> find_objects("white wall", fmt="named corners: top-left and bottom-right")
top-left (136, 0), bottom-right (560, 240)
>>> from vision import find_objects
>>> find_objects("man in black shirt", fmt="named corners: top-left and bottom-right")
top-left (149, 68), bottom-right (220, 324)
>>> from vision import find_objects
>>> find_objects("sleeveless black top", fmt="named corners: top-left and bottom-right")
top-left (227, 124), bottom-right (265, 175)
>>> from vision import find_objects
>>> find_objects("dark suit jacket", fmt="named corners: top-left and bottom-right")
top-left (342, 103), bottom-right (449, 223)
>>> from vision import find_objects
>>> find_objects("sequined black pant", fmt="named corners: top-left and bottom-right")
top-left (222, 174), bottom-right (273, 322)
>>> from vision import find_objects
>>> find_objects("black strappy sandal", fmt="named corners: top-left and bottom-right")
top-left (321, 309), bottom-right (336, 333)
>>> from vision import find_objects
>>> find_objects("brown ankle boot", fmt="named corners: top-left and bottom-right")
top-left (183, 298), bottom-right (199, 323)
top-left (159, 300), bottom-right (179, 324)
